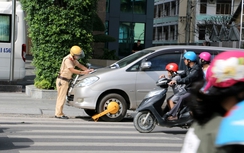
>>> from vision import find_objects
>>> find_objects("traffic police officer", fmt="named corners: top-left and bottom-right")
top-left (55, 46), bottom-right (92, 119)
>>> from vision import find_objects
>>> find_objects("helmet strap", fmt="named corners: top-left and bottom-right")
top-left (186, 59), bottom-right (191, 67)
top-left (172, 72), bottom-right (177, 77)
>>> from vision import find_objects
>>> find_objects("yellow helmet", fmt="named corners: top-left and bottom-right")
top-left (70, 46), bottom-right (85, 59)
top-left (70, 46), bottom-right (82, 56)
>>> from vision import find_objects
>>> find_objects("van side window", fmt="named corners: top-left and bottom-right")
top-left (0, 14), bottom-right (11, 42)
top-left (146, 53), bottom-right (181, 71)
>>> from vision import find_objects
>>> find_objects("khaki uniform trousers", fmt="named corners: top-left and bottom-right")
top-left (55, 78), bottom-right (69, 117)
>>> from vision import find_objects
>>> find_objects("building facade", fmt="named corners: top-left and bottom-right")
top-left (105, 0), bottom-right (154, 57)
top-left (153, 0), bottom-right (241, 46)
top-left (153, 0), bottom-right (180, 45)
top-left (194, 0), bottom-right (240, 43)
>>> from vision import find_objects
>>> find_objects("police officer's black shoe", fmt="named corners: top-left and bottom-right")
top-left (55, 115), bottom-right (69, 119)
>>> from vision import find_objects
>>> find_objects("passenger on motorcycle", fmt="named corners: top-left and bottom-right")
top-left (199, 52), bottom-right (211, 92)
top-left (181, 50), bottom-right (244, 153)
top-left (167, 51), bottom-right (204, 121)
top-left (199, 52), bottom-right (211, 76)
top-left (159, 63), bottom-right (187, 110)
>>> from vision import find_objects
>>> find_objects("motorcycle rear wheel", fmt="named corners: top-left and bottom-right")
top-left (133, 111), bottom-right (156, 133)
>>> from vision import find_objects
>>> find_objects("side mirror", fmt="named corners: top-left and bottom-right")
top-left (140, 61), bottom-right (151, 70)
top-left (86, 63), bottom-right (91, 69)
top-left (110, 63), bottom-right (120, 69)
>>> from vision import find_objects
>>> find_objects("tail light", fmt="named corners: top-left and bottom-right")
top-left (22, 44), bottom-right (26, 62)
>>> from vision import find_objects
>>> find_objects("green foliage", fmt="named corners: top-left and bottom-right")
top-left (93, 34), bottom-right (116, 43)
top-left (99, 48), bottom-right (119, 60)
top-left (34, 79), bottom-right (52, 89)
top-left (20, 0), bottom-right (98, 89)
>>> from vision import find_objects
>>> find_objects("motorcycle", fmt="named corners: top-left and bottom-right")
top-left (133, 77), bottom-right (193, 133)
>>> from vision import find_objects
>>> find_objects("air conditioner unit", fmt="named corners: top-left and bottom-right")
top-left (208, 0), bottom-right (216, 4)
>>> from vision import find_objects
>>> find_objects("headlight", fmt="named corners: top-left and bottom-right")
top-left (144, 89), bottom-right (164, 99)
top-left (76, 76), bottom-right (99, 87)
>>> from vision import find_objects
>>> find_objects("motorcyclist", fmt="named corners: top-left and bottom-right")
top-left (181, 50), bottom-right (244, 153)
top-left (167, 51), bottom-right (204, 121)
top-left (199, 52), bottom-right (211, 76)
top-left (199, 52), bottom-right (211, 92)
top-left (159, 63), bottom-right (187, 110)
top-left (216, 101), bottom-right (244, 153)
top-left (214, 51), bottom-right (244, 153)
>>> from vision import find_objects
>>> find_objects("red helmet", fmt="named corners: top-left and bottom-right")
top-left (205, 51), bottom-right (244, 89)
top-left (165, 63), bottom-right (178, 72)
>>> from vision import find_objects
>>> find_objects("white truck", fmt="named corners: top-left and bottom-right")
top-left (0, 0), bottom-right (27, 80)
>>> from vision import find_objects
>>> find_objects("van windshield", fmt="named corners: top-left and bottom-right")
top-left (110, 50), bottom-right (154, 68)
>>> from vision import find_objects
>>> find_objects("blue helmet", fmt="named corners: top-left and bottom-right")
top-left (184, 51), bottom-right (197, 61)
top-left (216, 100), bottom-right (244, 147)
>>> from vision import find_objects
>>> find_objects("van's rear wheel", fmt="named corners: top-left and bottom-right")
top-left (98, 93), bottom-right (127, 122)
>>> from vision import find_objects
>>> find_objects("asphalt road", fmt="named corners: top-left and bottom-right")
top-left (0, 116), bottom-right (187, 153)
top-left (0, 55), bottom-right (187, 152)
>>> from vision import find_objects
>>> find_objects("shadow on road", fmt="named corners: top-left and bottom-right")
top-left (154, 130), bottom-right (187, 134)
top-left (0, 128), bottom-right (33, 152)
top-left (75, 116), bottom-right (134, 122)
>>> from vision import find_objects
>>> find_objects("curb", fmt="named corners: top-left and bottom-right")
top-left (26, 85), bottom-right (57, 99)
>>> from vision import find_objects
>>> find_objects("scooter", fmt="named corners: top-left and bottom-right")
top-left (133, 78), bottom-right (193, 133)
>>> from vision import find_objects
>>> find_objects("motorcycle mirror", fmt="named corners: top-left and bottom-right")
top-left (156, 78), bottom-right (169, 88)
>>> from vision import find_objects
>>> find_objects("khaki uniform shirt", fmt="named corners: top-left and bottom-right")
top-left (59, 54), bottom-right (79, 79)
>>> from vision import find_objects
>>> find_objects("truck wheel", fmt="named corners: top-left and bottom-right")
top-left (98, 93), bottom-right (127, 122)
top-left (84, 109), bottom-right (96, 117)
top-left (133, 111), bottom-right (156, 133)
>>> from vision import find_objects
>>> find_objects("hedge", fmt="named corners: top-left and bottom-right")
top-left (20, 0), bottom-right (98, 89)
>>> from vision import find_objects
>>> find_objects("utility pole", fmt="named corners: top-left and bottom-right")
top-left (10, 0), bottom-right (16, 81)
top-left (239, 0), bottom-right (244, 48)
top-left (185, 0), bottom-right (192, 45)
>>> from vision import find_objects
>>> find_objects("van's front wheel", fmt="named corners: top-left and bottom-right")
top-left (98, 93), bottom-right (127, 122)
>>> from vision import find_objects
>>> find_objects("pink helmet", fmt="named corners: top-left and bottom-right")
top-left (199, 52), bottom-right (211, 62)
top-left (205, 51), bottom-right (244, 89)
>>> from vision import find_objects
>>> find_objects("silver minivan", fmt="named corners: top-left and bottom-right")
top-left (66, 45), bottom-right (242, 122)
